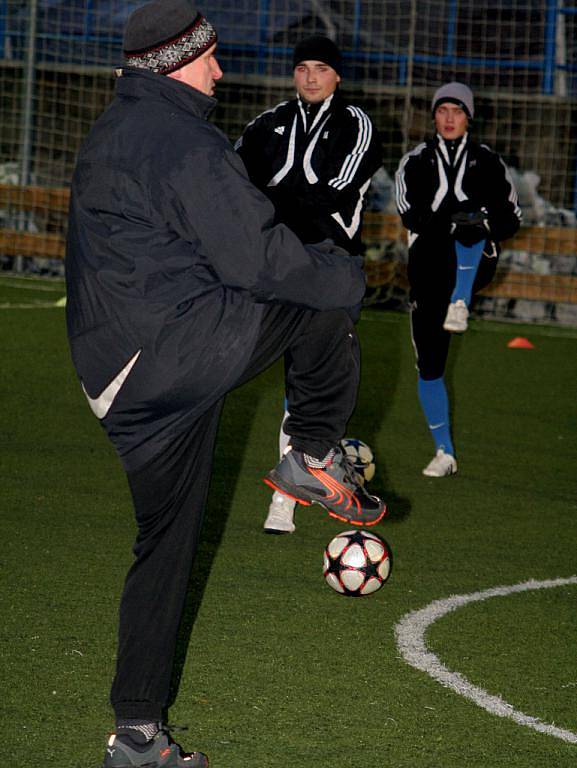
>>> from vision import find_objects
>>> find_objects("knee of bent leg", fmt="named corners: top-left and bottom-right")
top-left (419, 361), bottom-right (446, 381)
top-left (311, 308), bottom-right (355, 337)
top-left (417, 354), bottom-right (447, 381)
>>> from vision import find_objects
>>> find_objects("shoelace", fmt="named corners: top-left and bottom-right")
top-left (160, 724), bottom-right (189, 754)
top-left (336, 449), bottom-right (363, 488)
top-left (164, 723), bottom-right (188, 733)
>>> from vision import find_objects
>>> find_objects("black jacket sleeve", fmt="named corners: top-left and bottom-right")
top-left (479, 147), bottom-right (522, 243)
top-left (161, 143), bottom-right (366, 311)
top-left (395, 143), bottom-right (450, 239)
top-left (235, 111), bottom-right (278, 191)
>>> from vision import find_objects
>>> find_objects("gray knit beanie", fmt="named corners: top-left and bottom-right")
top-left (431, 82), bottom-right (474, 119)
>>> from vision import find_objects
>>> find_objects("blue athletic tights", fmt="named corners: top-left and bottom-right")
top-left (451, 241), bottom-right (484, 306)
top-left (418, 375), bottom-right (454, 456)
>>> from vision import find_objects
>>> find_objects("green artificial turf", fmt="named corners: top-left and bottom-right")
top-left (1, 276), bottom-right (576, 767)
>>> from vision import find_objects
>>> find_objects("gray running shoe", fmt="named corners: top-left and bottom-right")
top-left (102, 728), bottom-right (208, 767)
top-left (264, 447), bottom-right (386, 527)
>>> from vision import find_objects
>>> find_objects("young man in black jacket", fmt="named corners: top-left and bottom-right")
top-left (395, 81), bottom-right (521, 478)
top-left (236, 36), bottom-right (382, 533)
top-left (65, 4), bottom-right (385, 766)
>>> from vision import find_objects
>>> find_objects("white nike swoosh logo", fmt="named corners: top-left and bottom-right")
top-left (82, 349), bottom-right (142, 420)
top-left (429, 422), bottom-right (445, 430)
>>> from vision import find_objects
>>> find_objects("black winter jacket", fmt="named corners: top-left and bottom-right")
top-left (395, 133), bottom-right (522, 299)
top-left (65, 69), bottom-right (365, 469)
top-left (235, 91), bottom-right (382, 253)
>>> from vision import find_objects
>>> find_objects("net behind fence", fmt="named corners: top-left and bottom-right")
top-left (1, 0), bottom-right (576, 324)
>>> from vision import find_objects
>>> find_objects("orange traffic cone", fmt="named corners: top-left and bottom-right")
top-left (507, 337), bottom-right (535, 349)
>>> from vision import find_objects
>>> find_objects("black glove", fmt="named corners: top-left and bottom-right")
top-left (450, 208), bottom-right (490, 246)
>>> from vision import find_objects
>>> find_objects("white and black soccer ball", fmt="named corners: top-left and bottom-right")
top-left (340, 437), bottom-right (375, 484)
top-left (323, 530), bottom-right (391, 597)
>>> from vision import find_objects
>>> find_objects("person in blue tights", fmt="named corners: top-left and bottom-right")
top-left (395, 82), bottom-right (521, 476)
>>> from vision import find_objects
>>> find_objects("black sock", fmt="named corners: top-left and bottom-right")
top-left (116, 720), bottom-right (159, 746)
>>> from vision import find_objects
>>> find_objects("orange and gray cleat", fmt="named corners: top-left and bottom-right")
top-left (102, 728), bottom-right (208, 768)
top-left (264, 447), bottom-right (386, 527)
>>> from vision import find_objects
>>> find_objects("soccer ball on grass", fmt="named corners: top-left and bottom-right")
top-left (340, 437), bottom-right (375, 484)
top-left (323, 530), bottom-right (391, 596)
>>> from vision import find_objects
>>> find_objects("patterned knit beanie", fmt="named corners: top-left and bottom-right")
top-left (123, 0), bottom-right (217, 75)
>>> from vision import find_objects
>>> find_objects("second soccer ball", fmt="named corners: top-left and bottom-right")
top-left (340, 437), bottom-right (375, 484)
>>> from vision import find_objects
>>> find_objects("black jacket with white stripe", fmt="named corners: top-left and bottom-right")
top-left (235, 91), bottom-right (382, 253)
top-left (395, 133), bottom-right (522, 298)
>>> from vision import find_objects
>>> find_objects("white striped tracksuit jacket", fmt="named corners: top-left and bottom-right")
top-left (235, 91), bottom-right (382, 254)
top-left (395, 133), bottom-right (522, 299)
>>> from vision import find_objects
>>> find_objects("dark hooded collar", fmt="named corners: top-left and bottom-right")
top-left (115, 66), bottom-right (217, 120)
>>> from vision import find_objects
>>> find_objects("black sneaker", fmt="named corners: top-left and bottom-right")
top-left (102, 728), bottom-right (208, 767)
top-left (264, 447), bottom-right (386, 526)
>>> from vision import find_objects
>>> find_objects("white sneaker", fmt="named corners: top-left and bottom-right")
top-left (263, 492), bottom-right (296, 534)
top-left (443, 300), bottom-right (469, 332)
top-left (422, 449), bottom-right (457, 477)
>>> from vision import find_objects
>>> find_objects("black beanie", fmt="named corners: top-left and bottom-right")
top-left (123, 0), bottom-right (217, 75)
top-left (292, 36), bottom-right (342, 75)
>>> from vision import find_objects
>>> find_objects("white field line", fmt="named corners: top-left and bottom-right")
top-left (0, 276), bottom-right (65, 292)
top-left (0, 302), bottom-right (64, 309)
top-left (395, 577), bottom-right (577, 744)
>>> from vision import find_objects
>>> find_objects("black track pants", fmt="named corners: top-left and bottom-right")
top-left (410, 298), bottom-right (452, 380)
top-left (110, 306), bottom-right (359, 719)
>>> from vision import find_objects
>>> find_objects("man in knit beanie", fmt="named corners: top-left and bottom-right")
top-left (395, 81), bottom-right (521, 479)
top-left (236, 36), bottom-right (382, 535)
top-left (122, 0), bottom-right (217, 74)
top-left (66, 5), bottom-right (386, 765)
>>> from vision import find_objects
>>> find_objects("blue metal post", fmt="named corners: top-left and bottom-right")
top-left (543, 0), bottom-right (558, 94)
top-left (0, 0), bottom-right (5, 59)
top-left (398, 57), bottom-right (407, 86)
top-left (85, 0), bottom-right (94, 40)
top-left (258, 0), bottom-right (270, 75)
top-left (352, 0), bottom-right (362, 69)
top-left (446, 0), bottom-right (458, 66)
